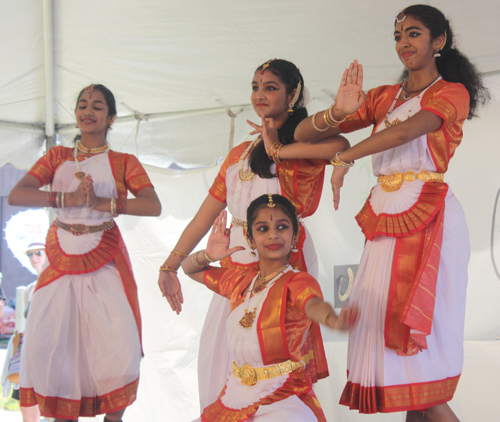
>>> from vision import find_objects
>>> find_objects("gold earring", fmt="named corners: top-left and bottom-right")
top-left (245, 233), bottom-right (256, 257)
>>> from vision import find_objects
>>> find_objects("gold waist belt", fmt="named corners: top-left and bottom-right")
top-left (232, 359), bottom-right (304, 386)
top-left (377, 170), bottom-right (444, 192)
top-left (55, 219), bottom-right (115, 236)
top-left (231, 217), bottom-right (247, 229)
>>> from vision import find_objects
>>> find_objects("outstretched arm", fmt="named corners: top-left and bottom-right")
top-left (305, 297), bottom-right (357, 331)
top-left (158, 194), bottom-right (226, 313)
top-left (331, 109), bottom-right (443, 210)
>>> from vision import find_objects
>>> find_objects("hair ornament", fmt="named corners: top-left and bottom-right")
top-left (85, 85), bottom-right (94, 92)
top-left (287, 80), bottom-right (302, 113)
top-left (267, 193), bottom-right (276, 208)
top-left (396, 11), bottom-right (406, 23)
top-left (261, 58), bottom-right (276, 74)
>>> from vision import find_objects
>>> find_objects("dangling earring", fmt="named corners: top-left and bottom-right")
top-left (245, 233), bottom-right (256, 257)
top-left (433, 31), bottom-right (447, 58)
top-left (291, 237), bottom-right (298, 253)
top-left (287, 102), bottom-right (295, 113)
top-left (107, 124), bottom-right (113, 131)
top-left (75, 124), bottom-right (79, 128)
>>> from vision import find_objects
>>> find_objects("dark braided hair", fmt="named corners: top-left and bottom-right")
top-left (249, 59), bottom-right (308, 178)
top-left (396, 4), bottom-right (490, 119)
top-left (246, 194), bottom-right (299, 241)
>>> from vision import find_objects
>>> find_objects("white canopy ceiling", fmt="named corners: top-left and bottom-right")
top-left (1, 0), bottom-right (499, 169)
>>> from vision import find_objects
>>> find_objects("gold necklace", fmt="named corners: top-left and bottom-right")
top-left (253, 264), bottom-right (290, 294)
top-left (77, 141), bottom-right (109, 157)
top-left (73, 144), bottom-right (109, 180)
top-left (239, 264), bottom-right (290, 329)
top-left (238, 136), bottom-right (261, 182)
top-left (401, 77), bottom-right (438, 101)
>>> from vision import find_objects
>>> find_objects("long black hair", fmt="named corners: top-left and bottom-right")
top-left (249, 59), bottom-right (308, 178)
top-left (396, 4), bottom-right (490, 119)
top-left (246, 194), bottom-right (299, 240)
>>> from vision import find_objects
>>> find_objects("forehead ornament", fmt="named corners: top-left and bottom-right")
top-left (396, 11), bottom-right (406, 23)
top-left (85, 85), bottom-right (94, 92)
top-left (267, 194), bottom-right (275, 208)
top-left (260, 58), bottom-right (276, 75)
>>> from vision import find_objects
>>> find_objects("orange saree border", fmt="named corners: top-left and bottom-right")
top-left (384, 205), bottom-right (445, 355)
top-left (20, 378), bottom-right (139, 419)
top-left (340, 374), bottom-right (460, 414)
top-left (201, 372), bottom-right (325, 422)
top-left (356, 182), bottom-right (448, 241)
top-left (36, 223), bottom-right (143, 348)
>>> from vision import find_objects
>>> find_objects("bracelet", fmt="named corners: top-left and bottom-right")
top-left (273, 143), bottom-right (283, 164)
top-left (170, 249), bottom-right (189, 258)
top-left (330, 152), bottom-right (354, 168)
top-left (47, 192), bottom-right (58, 208)
top-left (61, 192), bottom-right (66, 209)
top-left (204, 250), bottom-right (216, 263)
top-left (159, 264), bottom-right (178, 273)
top-left (324, 106), bottom-right (347, 128)
top-left (323, 310), bottom-right (333, 326)
top-left (311, 112), bottom-right (329, 132)
top-left (267, 141), bottom-right (281, 160)
top-left (191, 251), bottom-right (208, 268)
top-left (116, 198), bottom-right (127, 215)
top-left (110, 198), bottom-right (118, 217)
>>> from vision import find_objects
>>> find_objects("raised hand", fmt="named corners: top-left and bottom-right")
top-left (333, 60), bottom-right (366, 117)
top-left (331, 166), bottom-right (350, 210)
top-left (158, 271), bottom-right (183, 314)
top-left (206, 211), bottom-right (245, 261)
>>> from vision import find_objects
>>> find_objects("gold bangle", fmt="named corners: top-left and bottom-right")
top-left (330, 152), bottom-right (354, 168)
top-left (204, 250), bottom-right (216, 263)
top-left (110, 198), bottom-right (118, 217)
top-left (191, 251), bottom-right (207, 268)
top-left (159, 264), bottom-right (178, 273)
top-left (328, 106), bottom-right (347, 125)
top-left (323, 310), bottom-right (333, 326)
top-left (311, 112), bottom-right (329, 132)
top-left (170, 249), bottom-right (189, 258)
top-left (268, 141), bottom-right (281, 160)
top-left (274, 143), bottom-right (283, 164)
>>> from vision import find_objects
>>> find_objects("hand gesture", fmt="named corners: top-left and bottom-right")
top-left (331, 166), bottom-right (350, 210)
top-left (335, 305), bottom-right (359, 331)
top-left (68, 178), bottom-right (87, 207)
top-left (334, 60), bottom-right (366, 117)
top-left (206, 211), bottom-right (245, 261)
top-left (85, 175), bottom-right (98, 209)
top-left (158, 270), bottom-right (183, 314)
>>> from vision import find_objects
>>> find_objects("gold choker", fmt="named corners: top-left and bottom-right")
top-left (77, 141), bottom-right (109, 157)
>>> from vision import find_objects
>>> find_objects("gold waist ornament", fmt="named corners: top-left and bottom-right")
top-left (232, 359), bottom-right (304, 386)
top-left (377, 170), bottom-right (444, 192)
top-left (55, 219), bottom-right (115, 236)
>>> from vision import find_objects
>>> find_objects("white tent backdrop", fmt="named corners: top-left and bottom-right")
top-left (1, 0), bottom-right (499, 421)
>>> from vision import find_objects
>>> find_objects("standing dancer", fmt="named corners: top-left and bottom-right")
top-left (183, 194), bottom-right (350, 421)
top-left (8, 84), bottom-right (161, 422)
top-left (288, 4), bottom-right (490, 421)
top-left (158, 59), bottom-right (349, 409)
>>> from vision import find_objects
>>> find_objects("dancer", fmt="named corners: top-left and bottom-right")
top-left (287, 4), bottom-right (489, 422)
top-left (158, 59), bottom-right (349, 409)
top-left (183, 194), bottom-right (350, 421)
top-left (8, 84), bottom-right (161, 422)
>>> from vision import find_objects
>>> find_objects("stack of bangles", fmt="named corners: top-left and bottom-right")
top-left (330, 152), bottom-right (354, 168)
top-left (268, 141), bottom-right (284, 164)
top-left (311, 105), bottom-right (347, 132)
top-left (47, 192), bottom-right (66, 209)
top-left (110, 198), bottom-right (127, 217)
